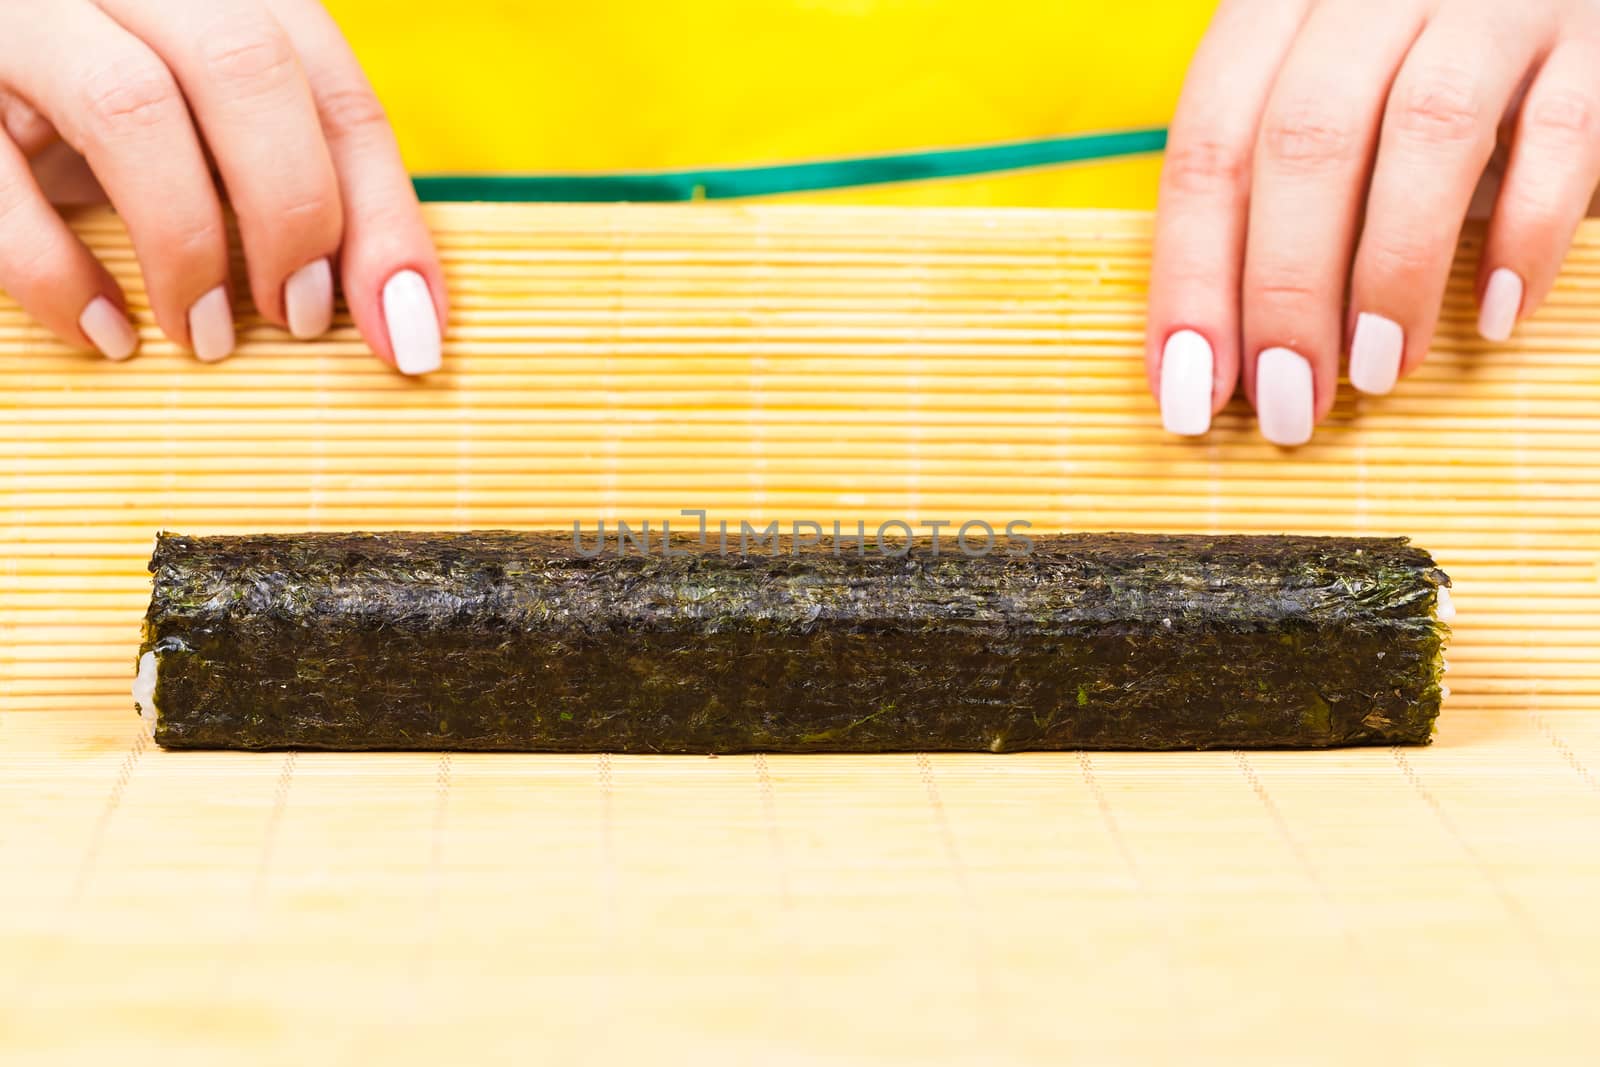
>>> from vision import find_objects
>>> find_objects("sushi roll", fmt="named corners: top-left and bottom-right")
top-left (135, 530), bottom-right (1452, 752)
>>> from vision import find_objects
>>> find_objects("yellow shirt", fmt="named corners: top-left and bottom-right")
top-left (324, 1), bottom-right (1214, 208)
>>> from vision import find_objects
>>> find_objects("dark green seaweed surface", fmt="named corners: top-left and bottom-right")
top-left (139, 531), bottom-right (1451, 752)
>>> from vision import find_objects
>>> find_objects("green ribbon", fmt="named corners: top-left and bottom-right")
top-left (412, 127), bottom-right (1167, 202)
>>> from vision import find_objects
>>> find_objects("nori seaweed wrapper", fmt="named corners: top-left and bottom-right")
top-left (137, 531), bottom-right (1451, 752)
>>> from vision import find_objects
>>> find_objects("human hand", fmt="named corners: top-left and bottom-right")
top-left (1147, 0), bottom-right (1600, 444)
top-left (0, 0), bottom-right (445, 373)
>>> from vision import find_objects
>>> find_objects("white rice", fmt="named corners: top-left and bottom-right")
top-left (131, 650), bottom-right (159, 735)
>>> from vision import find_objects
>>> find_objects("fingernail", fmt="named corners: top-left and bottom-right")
top-left (1256, 347), bottom-right (1314, 447)
top-left (78, 296), bottom-right (138, 362)
top-left (1159, 329), bottom-right (1214, 436)
top-left (285, 258), bottom-right (334, 340)
top-left (1348, 312), bottom-right (1403, 395)
top-left (1478, 268), bottom-right (1523, 342)
top-left (188, 286), bottom-right (235, 363)
top-left (382, 270), bottom-right (441, 375)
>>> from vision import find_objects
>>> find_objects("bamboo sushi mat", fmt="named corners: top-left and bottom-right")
top-left (3, 204), bottom-right (1599, 1065)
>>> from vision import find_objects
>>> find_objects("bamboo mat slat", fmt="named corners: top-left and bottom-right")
top-left (2, 204), bottom-right (1599, 1064)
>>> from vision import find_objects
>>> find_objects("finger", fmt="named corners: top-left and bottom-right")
top-left (1241, 0), bottom-right (1426, 443)
top-left (1346, 7), bottom-right (1556, 392)
top-left (1476, 37), bottom-right (1600, 341)
top-left (0, 0), bottom-right (234, 360)
top-left (96, 0), bottom-right (342, 338)
top-left (1147, 0), bottom-right (1309, 436)
top-left (1, 91), bottom-right (59, 157)
top-left (267, 0), bottom-right (445, 374)
top-left (0, 132), bottom-right (137, 359)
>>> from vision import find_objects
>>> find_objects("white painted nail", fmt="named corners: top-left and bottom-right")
top-left (188, 286), bottom-right (235, 363)
top-left (1348, 312), bottom-right (1403, 395)
top-left (1159, 330), bottom-right (1213, 436)
top-left (1478, 268), bottom-right (1523, 342)
top-left (78, 296), bottom-right (138, 361)
top-left (1256, 347), bottom-right (1314, 447)
top-left (382, 270), bottom-right (442, 375)
top-left (285, 258), bottom-right (334, 340)
top-left (1436, 586), bottom-right (1456, 622)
